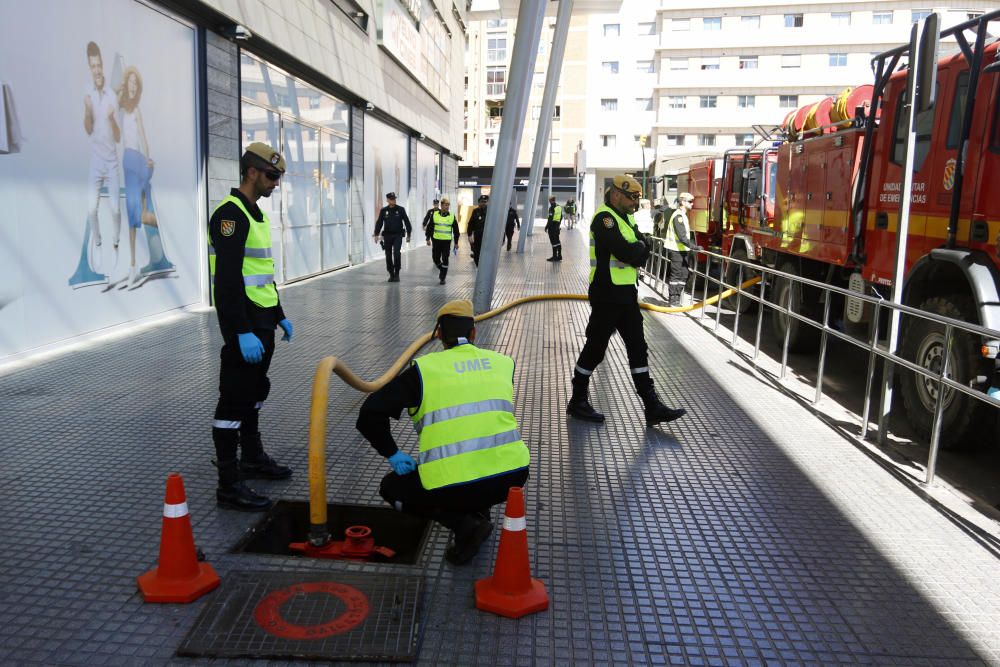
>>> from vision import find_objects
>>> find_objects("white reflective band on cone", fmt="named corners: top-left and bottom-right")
top-left (503, 516), bottom-right (526, 532)
top-left (163, 502), bottom-right (189, 518)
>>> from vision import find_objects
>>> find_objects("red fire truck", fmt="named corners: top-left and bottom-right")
top-left (672, 12), bottom-right (1000, 446)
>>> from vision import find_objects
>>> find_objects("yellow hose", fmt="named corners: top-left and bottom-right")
top-left (306, 276), bottom-right (762, 536)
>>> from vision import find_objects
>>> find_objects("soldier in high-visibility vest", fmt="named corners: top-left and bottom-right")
top-left (545, 195), bottom-right (563, 261)
top-left (208, 142), bottom-right (293, 512)
top-left (424, 197), bottom-right (459, 285)
top-left (665, 192), bottom-right (699, 307)
top-left (566, 175), bottom-right (687, 426)
top-left (357, 299), bottom-right (530, 565)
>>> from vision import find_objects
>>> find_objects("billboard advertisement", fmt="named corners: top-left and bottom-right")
top-left (362, 116), bottom-right (409, 262)
top-left (0, 0), bottom-right (202, 359)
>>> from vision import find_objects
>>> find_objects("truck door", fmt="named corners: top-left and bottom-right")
top-left (963, 58), bottom-right (1000, 254)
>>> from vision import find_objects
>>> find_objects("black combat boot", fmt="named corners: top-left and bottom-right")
top-left (240, 411), bottom-right (293, 480)
top-left (215, 459), bottom-right (273, 512)
top-left (555, 246), bottom-right (563, 261)
top-left (444, 513), bottom-right (493, 565)
top-left (566, 371), bottom-right (605, 422)
top-left (639, 388), bottom-right (686, 427)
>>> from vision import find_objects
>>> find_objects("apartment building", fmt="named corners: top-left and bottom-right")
top-left (462, 0), bottom-right (656, 219)
top-left (653, 2), bottom-right (996, 193)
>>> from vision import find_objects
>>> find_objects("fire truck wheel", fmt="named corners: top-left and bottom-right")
top-left (769, 260), bottom-right (821, 352)
top-left (900, 296), bottom-right (986, 449)
top-left (724, 246), bottom-right (758, 314)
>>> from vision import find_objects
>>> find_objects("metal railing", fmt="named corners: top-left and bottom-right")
top-left (639, 237), bottom-right (1000, 485)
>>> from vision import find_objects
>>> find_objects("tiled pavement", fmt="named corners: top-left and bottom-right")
top-left (3, 225), bottom-right (1000, 666)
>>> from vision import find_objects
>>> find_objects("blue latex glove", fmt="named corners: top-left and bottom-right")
top-left (278, 318), bottom-right (293, 342)
top-left (237, 332), bottom-right (264, 364)
top-left (452, 244), bottom-right (458, 256)
top-left (387, 450), bottom-right (417, 475)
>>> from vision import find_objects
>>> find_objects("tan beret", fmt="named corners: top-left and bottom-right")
top-left (437, 299), bottom-right (474, 320)
top-left (244, 142), bottom-right (286, 172)
top-left (612, 174), bottom-right (642, 196)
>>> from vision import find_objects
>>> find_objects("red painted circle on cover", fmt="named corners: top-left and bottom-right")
top-left (254, 582), bottom-right (370, 640)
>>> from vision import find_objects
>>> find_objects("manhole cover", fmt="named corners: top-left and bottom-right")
top-left (177, 570), bottom-right (423, 661)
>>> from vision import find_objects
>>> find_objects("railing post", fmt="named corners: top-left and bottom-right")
top-left (731, 262), bottom-right (744, 349)
top-left (814, 296), bottom-right (832, 404)
top-left (753, 273), bottom-right (767, 366)
top-left (925, 324), bottom-right (954, 485)
top-left (861, 302), bottom-right (882, 439)
top-left (780, 276), bottom-right (793, 380)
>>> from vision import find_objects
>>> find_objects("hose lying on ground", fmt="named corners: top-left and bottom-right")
top-left (305, 276), bottom-right (763, 541)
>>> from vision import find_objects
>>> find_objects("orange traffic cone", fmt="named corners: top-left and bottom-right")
top-left (137, 473), bottom-right (220, 603)
top-left (475, 486), bottom-right (548, 618)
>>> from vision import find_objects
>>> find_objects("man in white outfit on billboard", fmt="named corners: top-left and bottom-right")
top-left (83, 41), bottom-right (121, 272)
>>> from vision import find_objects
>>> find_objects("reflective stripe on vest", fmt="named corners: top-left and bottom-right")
top-left (665, 210), bottom-right (690, 252)
top-left (589, 204), bottom-right (638, 286)
top-left (409, 345), bottom-right (530, 490)
top-left (208, 195), bottom-right (278, 308)
top-left (432, 211), bottom-right (455, 240)
top-left (551, 205), bottom-right (562, 221)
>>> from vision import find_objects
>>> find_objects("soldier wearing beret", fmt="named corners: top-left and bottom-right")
top-left (357, 300), bottom-right (530, 565)
top-left (566, 174), bottom-right (687, 428)
top-left (208, 142), bottom-right (293, 512)
top-left (467, 194), bottom-right (489, 266)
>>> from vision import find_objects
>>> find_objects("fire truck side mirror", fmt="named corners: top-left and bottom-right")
top-left (984, 57), bottom-right (1000, 74)
top-left (914, 13), bottom-right (939, 114)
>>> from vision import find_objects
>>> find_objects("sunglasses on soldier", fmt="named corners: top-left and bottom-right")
top-left (264, 170), bottom-right (282, 181)
top-left (616, 187), bottom-right (641, 201)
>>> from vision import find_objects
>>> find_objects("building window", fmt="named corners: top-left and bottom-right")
top-left (703, 17), bottom-right (721, 30)
top-left (829, 53), bottom-right (847, 67)
top-left (634, 135), bottom-right (651, 147)
top-left (637, 60), bottom-right (654, 73)
top-left (968, 11), bottom-right (984, 20)
top-left (489, 105), bottom-right (503, 117)
top-left (487, 37), bottom-right (507, 64)
top-left (699, 134), bottom-right (717, 146)
top-left (532, 105), bottom-right (562, 120)
top-left (486, 19), bottom-right (507, 30)
top-left (784, 14), bottom-right (803, 28)
top-left (601, 98), bottom-right (618, 112)
top-left (831, 12), bottom-right (851, 26)
top-left (534, 71), bottom-right (544, 88)
top-left (911, 10), bottom-right (931, 23)
top-left (666, 134), bottom-right (685, 146)
top-left (701, 57), bottom-right (719, 71)
top-left (735, 133), bottom-right (754, 146)
top-left (553, 105), bottom-right (561, 120)
top-left (486, 67), bottom-right (505, 96)
top-left (601, 134), bottom-right (616, 148)
top-left (635, 97), bottom-right (653, 111)
top-left (781, 54), bottom-right (801, 69)
top-left (550, 137), bottom-right (561, 154)
top-left (700, 95), bottom-right (717, 108)
top-left (738, 95), bottom-right (755, 108)
top-left (673, 18), bottom-right (690, 31)
top-left (873, 11), bottom-right (893, 25)
top-left (779, 94), bottom-right (799, 108)
top-left (667, 95), bottom-right (686, 109)
top-left (602, 61), bottom-right (620, 74)
top-left (638, 21), bottom-right (656, 35)
top-left (669, 58), bottom-right (688, 70)
top-left (603, 23), bottom-right (620, 37)
top-left (742, 15), bottom-right (760, 29)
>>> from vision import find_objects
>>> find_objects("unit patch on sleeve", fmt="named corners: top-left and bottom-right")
top-left (602, 216), bottom-right (614, 229)
top-left (220, 220), bottom-right (236, 237)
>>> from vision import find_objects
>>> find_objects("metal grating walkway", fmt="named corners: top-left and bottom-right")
top-left (2, 225), bottom-right (1000, 665)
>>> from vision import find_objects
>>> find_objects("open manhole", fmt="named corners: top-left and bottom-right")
top-left (233, 501), bottom-right (431, 565)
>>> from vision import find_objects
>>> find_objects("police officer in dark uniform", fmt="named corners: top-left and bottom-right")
top-left (425, 196), bottom-right (459, 285)
top-left (545, 195), bottom-right (563, 261)
top-left (374, 192), bottom-right (412, 282)
top-left (468, 194), bottom-right (488, 266)
top-left (505, 204), bottom-right (520, 251)
top-left (421, 198), bottom-right (440, 232)
top-left (208, 142), bottom-right (293, 512)
top-left (566, 174), bottom-right (687, 427)
top-left (356, 299), bottom-right (530, 565)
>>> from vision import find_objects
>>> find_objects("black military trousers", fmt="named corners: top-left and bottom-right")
top-left (383, 233), bottom-right (404, 275)
top-left (431, 239), bottom-right (451, 280)
top-left (547, 226), bottom-right (561, 253)
top-left (575, 299), bottom-right (649, 376)
top-left (214, 328), bottom-right (275, 462)
top-left (379, 467), bottom-right (529, 530)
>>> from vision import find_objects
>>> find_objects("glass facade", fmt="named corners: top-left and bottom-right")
top-left (240, 52), bottom-right (351, 282)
